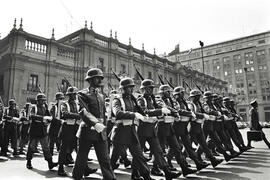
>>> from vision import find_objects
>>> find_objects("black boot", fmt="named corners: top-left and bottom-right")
top-left (26, 160), bottom-right (33, 169)
top-left (141, 173), bottom-right (154, 180)
top-left (13, 149), bottom-right (19, 156)
top-left (151, 165), bottom-right (163, 176)
top-left (111, 162), bottom-right (120, 170)
top-left (223, 152), bottom-right (231, 162)
top-left (57, 165), bottom-right (67, 176)
top-left (181, 167), bottom-right (197, 177)
top-left (163, 167), bottom-right (181, 180)
top-left (195, 159), bottom-right (210, 171)
top-left (47, 159), bottom-right (58, 170)
top-left (84, 167), bottom-right (98, 177)
top-left (131, 170), bottom-right (144, 180)
top-left (210, 157), bottom-right (223, 168)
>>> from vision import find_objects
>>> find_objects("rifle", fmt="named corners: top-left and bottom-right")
top-left (38, 84), bottom-right (43, 93)
top-left (108, 82), bottom-right (114, 90)
top-left (133, 64), bottom-right (144, 81)
top-left (193, 81), bottom-right (204, 94)
top-left (183, 80), bottom-right (191, 91)
top-left (111, 69), bottom-right (121, 81)
top-left (57, 83), bottom-right (61, 92)
top-left (64, 77), bottom-right (72, 87)
top-left (164, 77), bottom-right (174, 89)
top-left (158, 74), bottom-right (165, 85)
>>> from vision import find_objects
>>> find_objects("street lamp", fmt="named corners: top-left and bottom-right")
top-left (199, 40), bottom-right (205, 74)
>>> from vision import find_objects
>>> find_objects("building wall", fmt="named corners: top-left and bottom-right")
top-left (0, 25), bottom-right (227, 109)
top-left (169, 31), bottom-right (270, 122)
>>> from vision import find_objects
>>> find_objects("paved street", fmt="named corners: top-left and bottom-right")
top-left (1, 128), bottom-right (270, 180)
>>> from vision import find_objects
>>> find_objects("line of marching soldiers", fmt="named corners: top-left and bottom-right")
top-left (0, 67), bottom-right (253, 180)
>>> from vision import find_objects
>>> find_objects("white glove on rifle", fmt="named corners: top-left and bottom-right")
top-left (43, 116), bottom-right (52, 121)
top-left (191, 112), bottom-right (196, 118)
top-left (134, 112), bottom-right (144, 121)
top-left (94, 123), bottom-right (106, 133)
top-left (161, 108), bottom-right (171, 115)
top-left (203, 114), bottom-right (210, 120)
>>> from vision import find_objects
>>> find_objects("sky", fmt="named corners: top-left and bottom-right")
top-left (1, 0), bottom-right (270, 55)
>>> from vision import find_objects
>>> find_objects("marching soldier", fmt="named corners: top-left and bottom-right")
top-left (58, 86), bottom-right (97, 176)
top-left (0, 101), bottom-right (3, 154)
top-left (110, 77), bottom-right (153, 180)
top-left (224, 97), bottom-right (249, 149)
top-left (216, 95), bottom-right (248, 152)
top-left (1, 99), bottom-right (20, 156)
top-left (137, 79), bottom-right (181, 179)
top-left (188, 89), bottom-right (223, 168)
top-left (248, 100), bottom-right (270, 148)
top-left (72, 68), bottom-right (115, 180)
top-left (197, 91), bottom-right (233, 162)
top-left (167, 86), bottom-right (209, 171)
top-left (106, 90), bottom-right (131, 168)
top-left (211, 94), bottom-right (240, 156)
top-left (18, 103), bottom-right (31, 154)
top-left (156, 84), bottom-right (197, 176)
top-left (26, 93), bottom-right (58, 170)
top-left (49, 92), bottom-right (64, 156)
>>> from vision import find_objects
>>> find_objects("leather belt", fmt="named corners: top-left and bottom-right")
top-left (116, 119), bottom-right (139, 126)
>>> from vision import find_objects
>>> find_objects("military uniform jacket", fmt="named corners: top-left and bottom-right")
top-left (77, 87), bottom-right (107, 141)
top-left (19, 109), bottom-right (30, 138)
top-left (137, 95), bottom-right (162, 138)
top-left (249, 107), bottom-right (262, 131)
top-left (49, 104), bottom-right (63, 138)
top-left (29, 104), bottom-right (50, 138)
top-left (188, 101), bottom-right (204, 134)
top-left (156, 96), bottom-right (177, 137)
top-left (173, 99), bottom-right (192, 136)
top-left (3, 107), bottom-right (19, 123)
top-left (111, 94), bottom-right (139, 144)
top-left (59, 100), bottom-right (80, 140)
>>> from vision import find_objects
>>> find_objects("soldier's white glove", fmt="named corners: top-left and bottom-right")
top-left (217, 112), bottom-right (222, 116)
top-left (209, 115), bottom-right (216, 121)
top-left (161, 108), bottom-right (171, 115)
top-left (191, 112), bottom-right (196, 118)
top-left (94, 123), bottom-right (106, 133)
top-left (134, 112), bottom-right (144, 121)
top-left (203, 114), bottom-right (210, 120)
top-left (43, 116), bottom-right (52, 121)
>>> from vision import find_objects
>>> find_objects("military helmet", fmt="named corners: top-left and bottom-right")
top-left (8, 99), bottom-right (16, 105)
top-left (173, 86), bottom-right (185, 95)
top-left (223, 97), bottom-right (230, 102)
top-left (85, 68), bottom-right (104, 81)
top-left (211, 93), bottom-right (218, 100)
top-left (250, 99), bottom-right (257, 106)
top-left (36, 93), bottom-right (46, 101)
top-left (189, 89), bottom-right (202, 97)
top-left (66, 86), bottom-right (78, 95)
top-left (55, 92), bottom-right (65, 100)
top-left (119, 77), bottom-right (135, 89)
top-left (140, 79), bottom-right (155, 89)
top-left (158, 84), bottom-right (171, 94)
top-left (203, 91), bottom-right (212, 99)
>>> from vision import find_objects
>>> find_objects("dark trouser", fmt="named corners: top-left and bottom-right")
top-left (111, 141), bottom-right (149, 176)
top-left (232, 121), bottom-right (245, 146)
top-left (158, 131), bottom-right (189, 171)
top-left (19, 124), bottom-right (29, 151)
top-left (26, 136), bottom-right (52, 161)
top-left (224, 121), bottom-right (242, 149)
top-left (190, 127), bottom-right (214, 160)
top-left (49, 136), bottom-right (60, 156)
top-left (198, 121), bottom-right (227, 156)
top-left (73, 138), bottom-right (115, 180)
top-left (2, 122), bottom-right (17, 152)
top-left (139, 136), bottom-right (168, 169)
top-left (214, 122), bottom-right (235, 152)
top-left (58, 139), bottom-right (76, 165)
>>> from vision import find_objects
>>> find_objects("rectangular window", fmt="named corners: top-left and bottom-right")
top-left (27, 74), bottom-right (38, 91)
top-left (0, 75), bottom-right (3, 92)
top-left (120, 64), bottom-right (126, 74)
top-left (148, 71), bottom-right (152, 79)
top-left (98, 58), bottom-right (105, 71)
top-left (257, 50), bottom-right (265, 56)
top-left (169, 77), bottom-right (173, 84)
